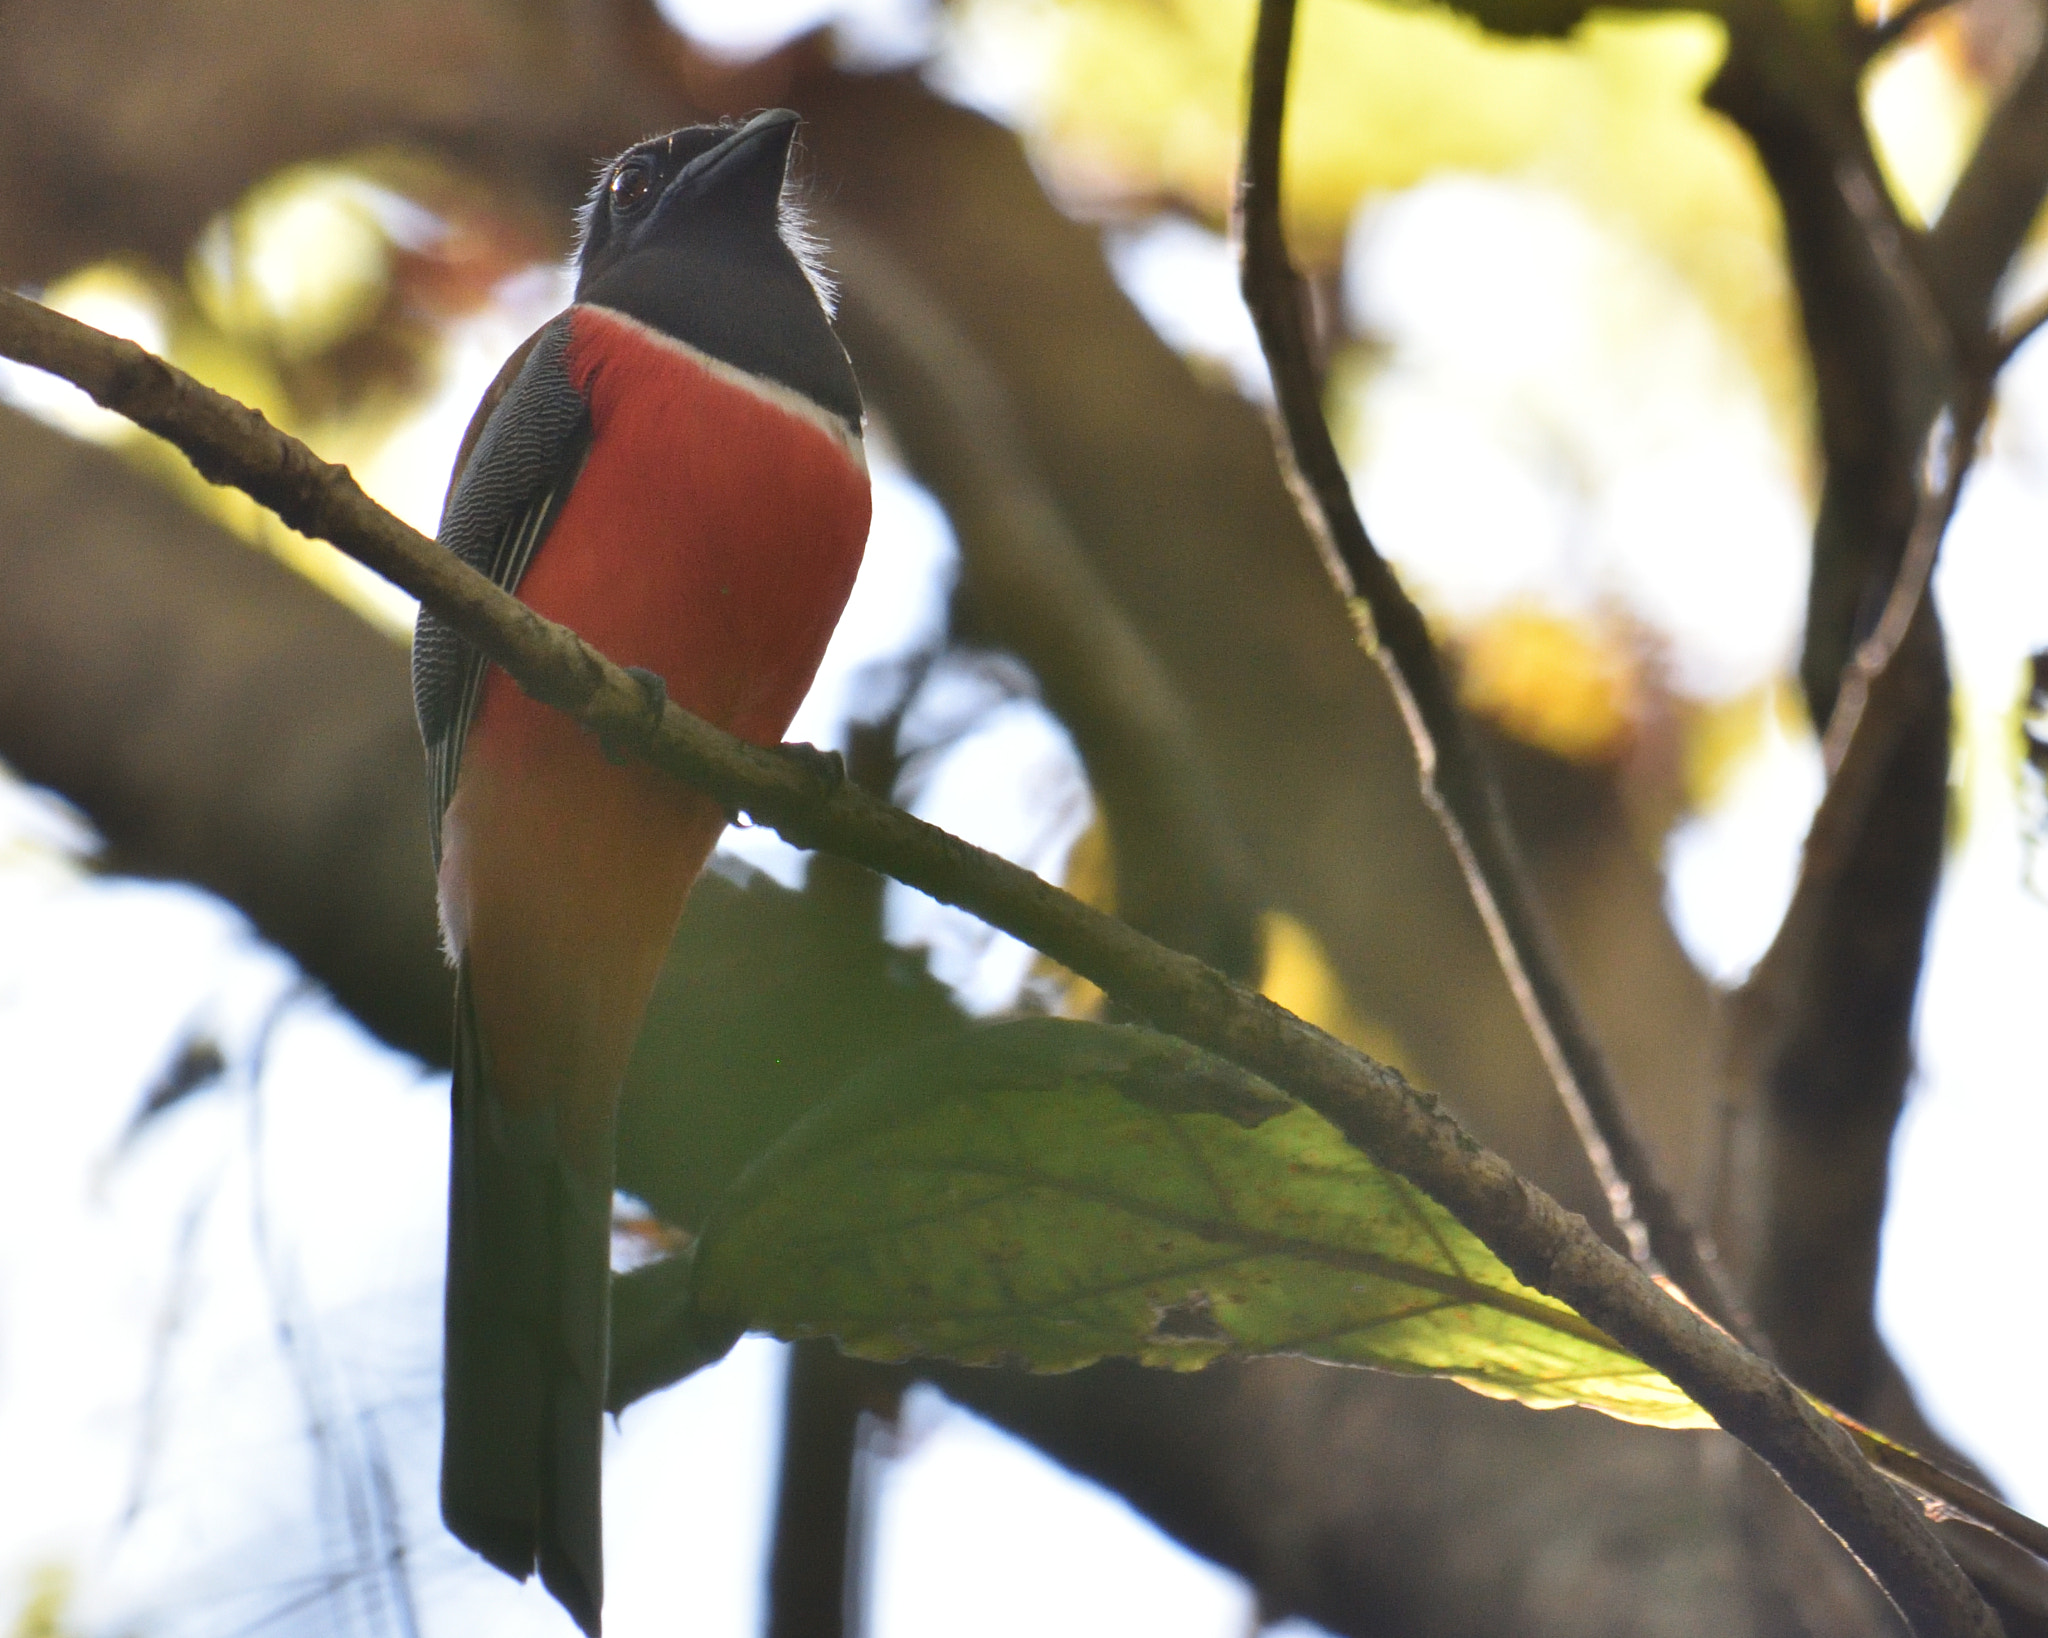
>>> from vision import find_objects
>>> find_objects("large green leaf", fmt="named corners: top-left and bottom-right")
top-left (683, 1019), bottom-right (1713, 1430)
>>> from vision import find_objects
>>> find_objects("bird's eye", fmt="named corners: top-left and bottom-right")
top-left (610, 160), bottom-right (656, 216)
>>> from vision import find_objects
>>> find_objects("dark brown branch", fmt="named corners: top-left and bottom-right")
top-left (766, 1343), bottom-right (892, 1638)
top-left (0, 290), bottom-right (2005, 1638)
top-left (1703, 6), bottom-right (1949, 728)
top-left (1818, 403), bottom-right (1975, 778)
top-left (1999, 292), bottom-right (2048, 369)
top-left (1724, 3), bottom-right (2004, 1040)
top-left (1233, 0), bottom-right (1751, 1342)
top-left (1703, 0), bottom-right (2001, 1434)
top-left (1722, 162), bottom-right (2005, 1387)
top-left (1927, 5), bottom-right (2048, 348)
top-left (1729, 174), bottom-right (2005, 1399)
top-left (1734, 395), bottom-right (1984, 1047)
top-left (1831, 156), bottom-right (1958, 381)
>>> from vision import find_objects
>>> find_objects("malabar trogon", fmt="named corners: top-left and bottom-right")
top-left (412, 111), bottom-right (869, 1634)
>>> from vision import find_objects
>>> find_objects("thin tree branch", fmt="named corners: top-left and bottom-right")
top-left (1926, 4), bottom-right (2048, 348)
top-left (1733, 394), bottom-right (1983, 1042)
top-left (1831, 156), bottom-right (1958, 380)
top-left (1998, 293), bottom-right (2048, 370)
top-left (1232, 0), bottom-right (1752, 1344)
top-left (0, 289), bottom-right (2005, 1638)
top-left (1820, 404), bottom-right (1975, 778)
top-left (1842, 1416), bottom-right (2048, 1564)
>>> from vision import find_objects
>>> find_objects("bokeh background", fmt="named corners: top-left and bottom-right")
top-left (2, 0), bottom-right (2046, 1632)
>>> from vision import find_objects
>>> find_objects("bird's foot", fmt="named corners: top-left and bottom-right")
top-left (780, 740), bottom-right (846, 795)
top-left (597, 667), bottom-right (667, 766)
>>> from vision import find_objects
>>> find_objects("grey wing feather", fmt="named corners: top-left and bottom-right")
top-left (414, 313), bottom-right (591, 866)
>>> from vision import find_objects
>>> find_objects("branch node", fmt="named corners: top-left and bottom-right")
top-left (598, 666), bottom-right (669, 767)
top-left (780, 740), bottom-right (847, 797)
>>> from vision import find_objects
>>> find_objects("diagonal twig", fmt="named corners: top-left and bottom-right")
top-left (1732, 394), bottom-right (1983, 1044)
top-left (1927, 5), bottom-right (2048, 347)
top-left (1232, 0), bottom-right (1753, 1345)
top-left (1999, 292), bottom-right (2048, 370)
top-left (0, 285), bottom-right (2007, 1638)
top-left (1731, 135), bottom-right (2048, 1058)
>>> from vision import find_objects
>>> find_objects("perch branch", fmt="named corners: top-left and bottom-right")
top-left (0, 288), bottom-right (2004, 1638)
top-left (1233, 0), bottom-right (1752, 1344)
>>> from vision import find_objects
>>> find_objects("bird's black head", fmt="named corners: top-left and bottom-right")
top-left (572, 111), bottom-right (860, 425)
top-left (575, 113), bottom-right (800, 295)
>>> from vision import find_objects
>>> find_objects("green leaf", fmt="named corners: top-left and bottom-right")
top-left (620, 866), bottom-right (965, 1233)
top-left (683, 1019), bottom-right (1714, 1430)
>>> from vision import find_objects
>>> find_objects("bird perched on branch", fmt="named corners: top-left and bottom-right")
top-left (412, 111), bottom-right (869, 1634)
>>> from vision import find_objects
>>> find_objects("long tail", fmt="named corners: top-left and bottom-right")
top-left (442, 964), bottom-right (612, 1635)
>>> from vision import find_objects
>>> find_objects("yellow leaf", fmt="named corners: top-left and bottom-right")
top-left (1458, 604), bottom-right (1637, 763)
top-left (1258, 909), bottom-right (1410, 1070)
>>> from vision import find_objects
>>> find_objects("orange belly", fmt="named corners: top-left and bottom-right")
top-left (439, 305), bottom-right (870, 1164)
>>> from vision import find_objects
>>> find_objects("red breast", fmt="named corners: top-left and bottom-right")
top-left (439, 305), bottom-right (869, 1138)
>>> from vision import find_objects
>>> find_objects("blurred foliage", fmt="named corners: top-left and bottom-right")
top-left (1032, 821), bottom-right (1411, 1068)
top-left (1031, 815), bottom-right (1114, 1017)
top-left (972, 0), bottom-right (1804, 429)
top-left (1863, 16), bottom-right (1990, 226)
top-left (24, 150), bottom-right (547, 637)
top-left (685, 1018), bottom-right (1715, 1428)
top-left (5, 1565), bottom-right (76, 1638)
top-left (191, 164), bottom-right (412, 361)
top-left (962, 0), bottom-right (2005, 800)
top-left (1257, 908), bottom-right (1411, 1067)
top-left (1680, 679), bottom-right (1790, 810)
top-left (1457, 605), bottom-right (1639, 764)
top-left (977, 0), bottom-right (1995, 430)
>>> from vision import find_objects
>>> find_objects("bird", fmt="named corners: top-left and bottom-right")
top-left (411, 110), bottom-right (869, 1635)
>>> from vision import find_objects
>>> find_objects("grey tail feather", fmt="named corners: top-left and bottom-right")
top-left (442, 964), bottom-right (612, 1636)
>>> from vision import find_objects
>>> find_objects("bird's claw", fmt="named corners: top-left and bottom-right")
top-left (781, 741), bottom-right (846, 793)
top-left (597, 667), bottom-right (667, 766)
